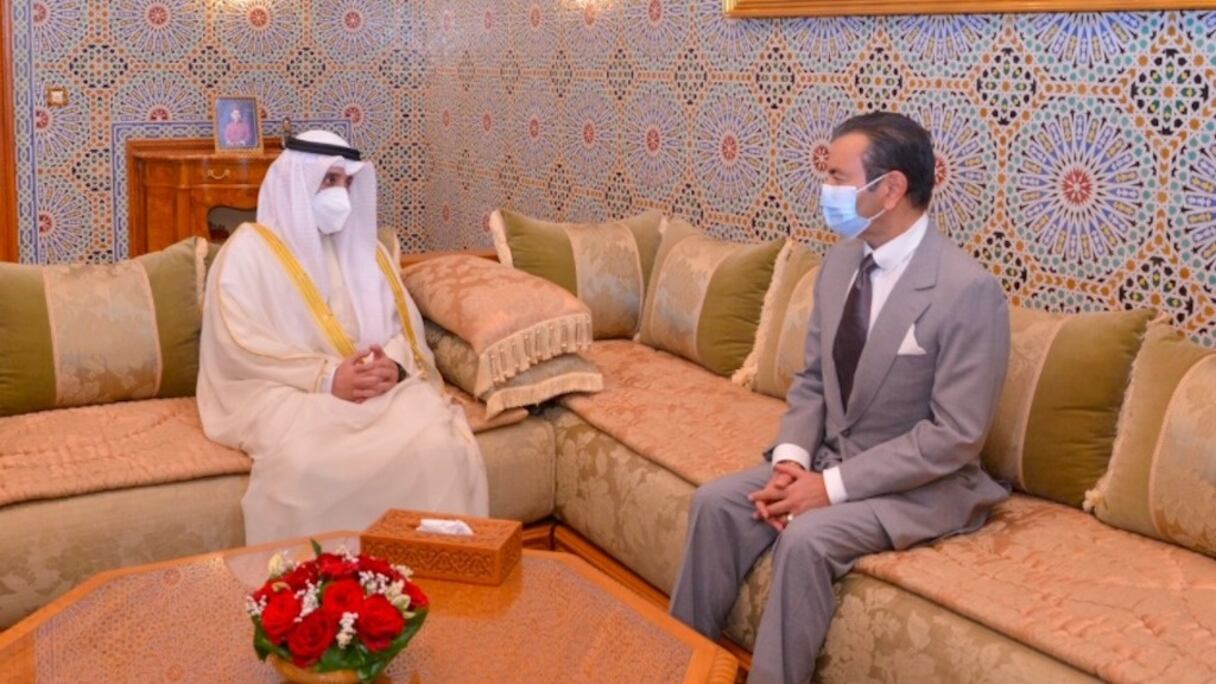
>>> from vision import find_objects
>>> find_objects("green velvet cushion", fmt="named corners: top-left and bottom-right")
top-left (489, 208), bottom-right (663, 339)
top-left (638, 217), bottom-right (783, 377)
top-left (0, 238), bottom-right (208, 417)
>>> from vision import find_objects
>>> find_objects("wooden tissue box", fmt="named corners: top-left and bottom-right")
top-left (360, 510), bottom-right (523, 586)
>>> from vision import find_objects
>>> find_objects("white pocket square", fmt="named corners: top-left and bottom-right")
top-left (897, 325), bottom-right (927, 356)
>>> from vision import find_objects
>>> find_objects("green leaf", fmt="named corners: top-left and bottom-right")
top-left (310, 538), bottom-right (324, 557)
top-left (358, 610), bottom-right (428, 682)
top-left (252, 622), bottom-right (292, 663)
top-left (318, 642), bottom-right (367, 673)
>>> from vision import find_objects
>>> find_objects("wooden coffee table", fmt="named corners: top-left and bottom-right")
top-left (0, 533), bottom-right (736, 683)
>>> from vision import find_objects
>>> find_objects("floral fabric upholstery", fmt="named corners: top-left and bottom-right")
top-left (0, 398), bottom-right (252, 508)
top-left (560, 340), bottom-right (785, 487)
top-left (0, 474), bottom-right (249, 628)
top-left (549, 407), bottom-right (1098, 682)
top-left (856, 495), bottom-right (1216, 683)
top-left (549, 405), bottom-right (694, 594)
top-left (815, 575), bottom-right (1097, 684)
top-left (402, 255), bottom-right (592, 394)
top-left (0, 408), bottom-right (554, 627)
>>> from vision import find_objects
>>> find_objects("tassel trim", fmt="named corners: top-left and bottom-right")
top-left (473, 314), bottom-right (593, 395)
top-left (487, 210), bottom-right (514, 268)
top-left (483, 371), bottom-right (604, 419)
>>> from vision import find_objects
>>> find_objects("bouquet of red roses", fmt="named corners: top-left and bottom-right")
top-left (245, 540), bottom-right (428, 683)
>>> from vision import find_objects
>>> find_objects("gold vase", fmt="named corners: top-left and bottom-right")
top-left (268, 655), bottom-right (362, 684)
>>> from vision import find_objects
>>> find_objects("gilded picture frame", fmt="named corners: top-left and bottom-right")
top-left (723, 0), bottom-right (1216, 17)
top-left (212, 95), bottom-right (263, 156)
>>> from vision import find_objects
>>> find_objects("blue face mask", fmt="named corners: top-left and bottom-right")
top-left (820, 173), bottom-right (889, 240)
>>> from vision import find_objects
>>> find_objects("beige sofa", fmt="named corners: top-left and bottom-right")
top-left (2, 247), bottom-right (1214, 684)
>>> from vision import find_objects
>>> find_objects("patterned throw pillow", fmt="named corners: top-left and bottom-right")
top-left (1086, 321), bottom-right (1216, 557)
top-left (733, 241), bottom-right (822, 399)
top-left (425, 322), bottom-right (602, 419)
top-left (981, 306), bottom-right (1155, 508)
top-left (638, 216), bottom-right (784, 377)
top-left (488, 208), bottom-right (663, 339)
top-left (401, 255), bottom-right (593, 396)
top-left (0, 238), bottom-right (209, 417)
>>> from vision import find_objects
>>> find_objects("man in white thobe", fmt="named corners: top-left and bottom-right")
top-left (198, 130), bottom-right (488, 544)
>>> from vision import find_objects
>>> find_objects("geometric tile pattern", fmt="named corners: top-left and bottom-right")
top-left (12, 0), bottom-right (409, 262)
top-left (9, 1), bottom-right (1216, 344)
top-left (417, 3), bottom-right (1213, 344)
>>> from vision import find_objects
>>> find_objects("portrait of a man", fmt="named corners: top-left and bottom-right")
top-left (213, 96), bottom-right (262, 154)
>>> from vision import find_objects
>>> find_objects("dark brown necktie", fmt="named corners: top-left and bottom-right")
top-left (833, 255), bottom-right (878, 411)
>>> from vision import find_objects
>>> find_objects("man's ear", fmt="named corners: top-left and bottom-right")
top-left (883, 171), bottom-right (910, 210)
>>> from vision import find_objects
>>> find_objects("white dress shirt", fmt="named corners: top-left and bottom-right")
top-left (773, 214), bottom-right (930, 504)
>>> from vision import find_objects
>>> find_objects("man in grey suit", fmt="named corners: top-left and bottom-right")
top-left (670, 112), bottom-right (1012, 684)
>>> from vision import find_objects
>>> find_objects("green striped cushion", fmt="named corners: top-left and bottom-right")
top-left (1087, 322), bottom-right (1216, 556)
top-left (0, 238), bottom-right (208, 417)
top-left (981, 306), bottom-right (1154, 508)
top-left (733, 241), bottom-right (822, 399)
top-left (638, 217), bottom-right (783, 377)
top-left (488, 208), bottom-right (663, 339)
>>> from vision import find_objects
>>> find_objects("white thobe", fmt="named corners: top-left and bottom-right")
top-left (197, 227), bottom-right (489, 545)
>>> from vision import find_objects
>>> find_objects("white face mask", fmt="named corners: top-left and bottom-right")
top-left (312, 187), bottom-right (352, 235)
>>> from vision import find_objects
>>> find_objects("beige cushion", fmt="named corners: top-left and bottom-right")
top-left (733, 241), bottom-right (822, 399)
top-left (402, 255), bottom-right (592, 395)
top-left (548, 405), bottom-right (1091, 683)
top-left (980, 307), bottom-right (1154, 508)
top-left (639, 217), bottom-right (783, 376)
top-left (0, 237), bottom-right (208, 417)
top-left (1087, 321), bottom-right (1216, 557)
top-left (488, 208), bottom-right (663, 339)
top-left (560, 340), bottom-right (784, 487)
top-left (0, 397), bottom-right (251, 508)
top-left (856, 495), bottom-right (1216, 682)
top-left (426, 321), bottom-right (602, 418)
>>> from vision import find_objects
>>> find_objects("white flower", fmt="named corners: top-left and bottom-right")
top-left (385, 579), bottom-right (411, 611)
top-left (392, 564), bottom-right (414, 579)
top-left (244, 594), bottom-right (268, 618)
top-left (359, 571), bottom-right (392, 596)
top-left (295, 581), bottom-right (320, 622)
top-left (336, 545), bottom-right (359, 564)
top-left (267, 552), bottom-right (292, 578)
top-left (336, 612), bottom-right (358, 649)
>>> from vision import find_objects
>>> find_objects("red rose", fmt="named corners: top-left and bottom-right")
top-left (317, 553), bottom-right (358, 580)
top-left (357, 556), bottom-right (401, 581)
top-left (281, 562), bottom-right (319, 592)
top-left (321, 579), bottom-right (365, 620)
top-left (405, 582), bottom-right (429, 611)
top-left (251, 581), bottom-right (277, 605)
top-left (357, 595), bottom-right (405, 652)
top-left (260, 591), bottom-right (302, 644)
top-left (287, 611), bottom-right (338, 668)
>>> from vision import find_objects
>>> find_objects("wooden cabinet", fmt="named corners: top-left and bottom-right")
top-left (127, 138), bottom-right (283, 256)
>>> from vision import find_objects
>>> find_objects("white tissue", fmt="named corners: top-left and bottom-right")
top-left (416, 518), bottom-right (475, 536)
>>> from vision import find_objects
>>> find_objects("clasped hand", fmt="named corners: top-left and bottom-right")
top-left (747, 463), bottom-right (831, 532)
top-left (332, 345), bottom-right (399, 403)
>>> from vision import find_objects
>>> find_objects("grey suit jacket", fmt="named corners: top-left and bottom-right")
top-left (772, 224), bottom-right (1011, 549)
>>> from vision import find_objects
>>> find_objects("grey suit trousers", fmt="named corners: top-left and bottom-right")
top-left (670, 464), bottom-right (893, 684)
